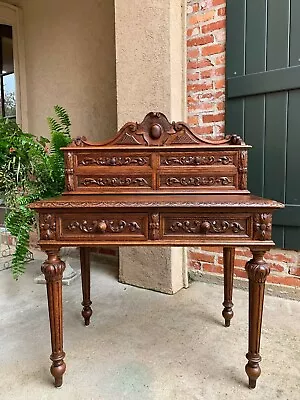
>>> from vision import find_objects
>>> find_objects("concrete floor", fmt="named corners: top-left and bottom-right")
top-left (0, 253), bottom-right (299, 400)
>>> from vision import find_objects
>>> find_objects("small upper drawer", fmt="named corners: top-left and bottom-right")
top-left (159, 151), bottom-right (238, 168)
top-left (76, 152), bottom-right (152, 168)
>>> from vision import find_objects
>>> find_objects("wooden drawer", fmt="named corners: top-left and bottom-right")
top-left (76, 173), bottom-right (153, 192)
top-left (158, 172), bottom-right (238, 191)
top-left (162, 213), bottom-right (252, 239)
top-left (58, 213), bottom-right (148, 241)
top-left (159, 151), bottom-right (238, 168)
top-left (75, 152), bottom-right (152, 168)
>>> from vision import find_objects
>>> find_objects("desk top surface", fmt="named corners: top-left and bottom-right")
top-left (30, 194), bottom-right (283, 210)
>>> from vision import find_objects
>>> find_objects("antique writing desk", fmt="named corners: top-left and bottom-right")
top-left (30, 112), bottom-right (283, 390)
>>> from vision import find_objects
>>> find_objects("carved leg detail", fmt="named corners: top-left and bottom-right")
top-left (80, 247), bottom-right (92, 326)
top-left (222, 247), bottom-right (235, 327)
top-left (42, 250), bottom-right (66, 388)
top-left (245, 249), bottom-right (270, 389)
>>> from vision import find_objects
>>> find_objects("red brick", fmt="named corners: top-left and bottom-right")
top-left (203, 113), bottom-right (225, 123)
top-left (188, 47), bottom-right (200, 58)
top-left (268, 275), bottom-right (300, 287)
top-left (289, 266), bottom-right (300, 276)
top-left (187, 34), bottom-right (214, 47)
top-left (215, 91), bottom-right (225, 99)
top-left (201, 69), bottom-right (213, 79)
top-left (202, 20), bottom-right (226, 34)
top-left (218, 7), bottom-right (226, 17)
top-left (215, 79), bottom-right (225, 89)
top-left (193, 125), bottom-right (214, 135)
top-left (215, 54), bottom-right (226, 65)
top-left (202, 263), bottom-right (223, 274)
top-left (190, 251), bottom-right (215, 263)
top-left (187, 115), bottom-right (198, 125)
top-left (187, 27), bottom-right (200, 37)
top-left (217, 101), bottom-right (225, 111)
top-left (215, 66), bottom-right (225, 76)
top-left (189, 10), bottom-right (215, 26)
top-left (188, 102), bottom-right (214, 112)
top-left (202, 44), bottom-right (225, 56)
top-left (270, 264), bottom-right (285, 273)
top-left (187, 82), bottom-right (213, 92)
top-left (187, 72), bottom-right (199, 81)
top-left (193, 4), bottom-right (200, 12)
top-left (235, 248), bottom-right (252, 258)
top-left (265, 252), bottom-right (297, 264)
top-left (187, 95), bottom-right (199, 106)
top-left (234, 268), bottom-right (248, 279)
top-left (213, 0), bottom-right (226, 5)
top-left (187, 59), bottom-right (213, 69)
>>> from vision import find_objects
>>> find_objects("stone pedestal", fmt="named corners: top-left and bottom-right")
top-left (115, 0), bottom-right (187, 294)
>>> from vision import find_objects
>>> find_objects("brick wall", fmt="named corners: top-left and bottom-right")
top-left (186, 0), bottom-right (300, 287)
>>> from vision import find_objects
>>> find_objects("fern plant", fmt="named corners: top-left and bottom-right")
top-left (0, 106), bottom-right (72, 278)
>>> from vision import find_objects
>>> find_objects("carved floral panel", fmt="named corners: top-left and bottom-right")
top-left (163, 216), bottom-right (250, 237)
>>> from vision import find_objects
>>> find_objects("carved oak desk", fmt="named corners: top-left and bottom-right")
top-left (30, 112), bottom-right (283, 390)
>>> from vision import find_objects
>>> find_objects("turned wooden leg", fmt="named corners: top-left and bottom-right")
top-left (41, 249), bottom-right (66, 388)
top-left (245, 248), bottom-right (270, 389)
top-left (80, 247), bottom-right (92, 326)
top-left (222, 247), bottom-right (235, 327)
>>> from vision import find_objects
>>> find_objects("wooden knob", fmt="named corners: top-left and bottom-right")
top-left (98, 221), bottom-right (107, 233)
top-left (200, 221), bottom-right (211, 233)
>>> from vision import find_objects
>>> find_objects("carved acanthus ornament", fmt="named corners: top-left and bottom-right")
top-left (149, 213), bottom-right (160, 240)
top-left (67, 219), bottom-right (141, 234)
top-left (253, 214), bottom-right (272, 240)
top-left (81, 177), bottom-right (150, 187)
top-left (246, 251), bottom-right (270, 283)
top-left (165, 176), bottom-right (232, 187)
top-left (42, 252), bottom-right (66, 282)
top-left (169, 220), bottom-right (245, 234)
top-left (40, 214), bottom-right (56, 240)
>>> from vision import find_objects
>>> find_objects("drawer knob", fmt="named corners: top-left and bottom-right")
top-left (98, 220), bottom-right (107, 233)
top-left (200, 221), bottom-right (211, 233)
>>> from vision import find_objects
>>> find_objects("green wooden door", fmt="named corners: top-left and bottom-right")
top-left (226, 0), bottom-right (300, 249)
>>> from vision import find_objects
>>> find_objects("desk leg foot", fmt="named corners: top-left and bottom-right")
top-left (222, 247), bottom-right (234, 327)
top-left (80, 248), bottom-right (93, 326)
top-left (245, 248), bottom-right (270, 389)
top-left (42, 249), bottom-right (66, 387)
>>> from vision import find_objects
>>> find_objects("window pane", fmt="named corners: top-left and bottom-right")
top-left (4, 73), bottom-right (16, 117)
top-left (2, 36), bottom-right (13, 74)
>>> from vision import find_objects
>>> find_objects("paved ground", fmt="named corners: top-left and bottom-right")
top-left (0, 253), bottom-right (299, 400)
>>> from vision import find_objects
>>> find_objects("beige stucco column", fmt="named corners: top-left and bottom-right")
top-left (115, 0), bottom-right (187, 294)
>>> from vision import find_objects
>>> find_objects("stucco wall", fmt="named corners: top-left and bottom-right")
top-left (4, 0), bottom-right (117, 140)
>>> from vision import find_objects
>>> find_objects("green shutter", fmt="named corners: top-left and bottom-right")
top-left (226, 0), bottom-right (300, 250)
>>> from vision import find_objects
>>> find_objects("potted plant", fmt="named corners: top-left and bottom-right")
top-left (0, 106), bottom-right (72, 279)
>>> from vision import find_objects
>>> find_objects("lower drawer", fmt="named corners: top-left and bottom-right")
top-left (58, 213), bottom-right (148, 241)
top-left (162, 213), bottom-right (252, 239)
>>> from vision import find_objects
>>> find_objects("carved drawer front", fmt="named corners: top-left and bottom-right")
top-left (75, 152), bottom-right (152, 168)
top-left (159, 151), bottom-right (238, 168)
top-left (58, 213), bottom-right (148, 240)
top-left (76, 174), bottom-right (153, 193)
top-left (158, 172), bottom-right (238, 191)
top-left (162, 214), bottom-right (252, 239)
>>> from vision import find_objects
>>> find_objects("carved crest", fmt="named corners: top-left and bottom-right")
top-left (68, 112), bottom-right (244, 147)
